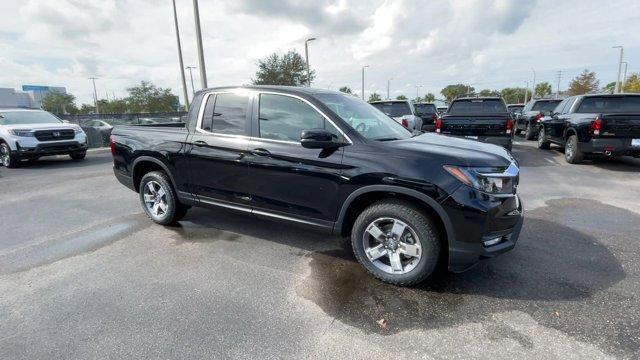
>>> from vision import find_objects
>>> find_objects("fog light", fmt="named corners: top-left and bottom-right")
top-left (483, 237), bottom-right (502, 247)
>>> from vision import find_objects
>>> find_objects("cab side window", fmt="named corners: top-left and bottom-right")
top-left (200, 93), bottom-right (248, 135)
top-left (258, 93), bottom-right (340, 142)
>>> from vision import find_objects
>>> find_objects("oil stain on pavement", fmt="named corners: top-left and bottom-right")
top-left (297, 198), bottom-right (635, 358)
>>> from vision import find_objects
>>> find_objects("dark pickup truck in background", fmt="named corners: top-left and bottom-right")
top-left (537, 94), bottom-right (640, 164)
top-left (515, 99), bottom-right (561, 140)
top-left (110, 86), bottom-right (523, 286)
top-left (436, 97), bottom-right (514, 151)
top-left (414, 102), bottom-right (439, 132)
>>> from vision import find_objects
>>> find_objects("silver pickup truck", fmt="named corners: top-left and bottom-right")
top-left (0, 108), bottom-right (88, 168)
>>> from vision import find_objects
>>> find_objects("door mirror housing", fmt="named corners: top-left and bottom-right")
top-left (300, 128), bottom-right (345, 149)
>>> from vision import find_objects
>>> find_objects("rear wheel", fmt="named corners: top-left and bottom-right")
top-left (524, 123), bottom-right (536, 140)
top-left (0, 143), bottom-right (20, 168)
top-left (139, 171), bottom-right (189, 225)
top-left (351, 200), bottom-right (441, 286)
top-left (537, 126), bottom-right (550, 150)
top-left (564, 134), bottom-right (584, 164)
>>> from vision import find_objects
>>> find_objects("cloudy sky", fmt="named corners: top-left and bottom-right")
top-left (1, 0), bottom-right (639, 105)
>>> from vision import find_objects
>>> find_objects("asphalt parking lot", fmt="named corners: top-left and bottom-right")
top-left (1, 141), bottom-right (639, 359)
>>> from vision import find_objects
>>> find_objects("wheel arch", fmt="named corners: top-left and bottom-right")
top-left (564, 127), bottom-right (578, 140)
top-left (131, 156), bottom-right (177, 193)
top-left (334, 185), bottom-right (455, 250)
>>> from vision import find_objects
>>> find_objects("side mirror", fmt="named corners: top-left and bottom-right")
top-left (300, 128), bottom-right (344, 149)
top-left (62, 120), bottom-right (70, 123)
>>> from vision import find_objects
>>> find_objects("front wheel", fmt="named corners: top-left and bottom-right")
top-left (537, 127), bottom-right (550, 150)
top-left (139, 171), bottom-right (189, 225)
top-left (351, 200), bottom-right (441, 286)
top-left (0, 143), bottom-right (20, 168)
top-left (69, 151), bottom-right (87, 160)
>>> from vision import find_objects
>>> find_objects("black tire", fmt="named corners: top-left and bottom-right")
top-left (0, 143), bottom-right (20, 168)
top-left (139, 171), bottom-right (189, 225)
top-left (537, 126), bottom-right (550, 150)
top-left (69, 151), bottom-right (87, 160)
top-left (564, 134), bottom-right (584, 164)
top-left (514, 128), bottom-right (522, 136)
top-left (524, 123), bottom-right (536, 140)
top-left (351, 199), bottom-right (441, 287)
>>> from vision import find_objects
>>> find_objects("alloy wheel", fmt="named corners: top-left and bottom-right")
top-left (0, 145), bottom-right (9, 167)
top-left (538, 128), bottom-right (545, 146)
top-left (362, 217), bottom-right (422, 275)
top-left (142, 181), bottom-right (168, 217)
top-left (566, 138), bottom-right (574, 159)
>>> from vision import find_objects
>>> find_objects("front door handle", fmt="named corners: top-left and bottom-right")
top-left (251, 148), bottom-right (271, 156)
top-left (193, 140), bottom-right (208, 146)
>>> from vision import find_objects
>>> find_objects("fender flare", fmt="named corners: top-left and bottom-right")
top-left (131, 156), bottom-right (178, 192)
top-left (334, 184), bottom-right (456, 246)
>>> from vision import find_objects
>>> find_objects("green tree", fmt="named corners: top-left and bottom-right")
top-left (567, 69), bottom-right (600, 95)
top-left (441, 84), bottom-right (473, 102)
top-left (338, 86), bottom-right (352, 94)
top-left (603, 81), bottom-right (616, 94)
top-left (534, 82), bottom-right (553, 98)
top-left (479, 89), bottom-right (499, 97)
top-left (500, 87), bottom-right (528, 104)
top-left (396, 94), bottom-right (407, 100)
top-left (252, 50), bottom-right (315, 86)
top-left (79, 104), bottom-right (96, 114)
top-left (41, 91), bottom-right (77, 115)
top-left (369, 93), bottom-right (382, 102)
top-left (125, 81), bottom-right (179, 113)
top-left (622, 73), bottom-right (640, 93)
top-left (97, 98), bottom-right (128, 114)
top-left (423, 93), bottom-right (436, 103)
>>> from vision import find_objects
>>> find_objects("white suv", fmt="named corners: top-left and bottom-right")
top-left (0, 108), bottom-right (88, 168)
top-left (370, 100), bottom-right (423, 131)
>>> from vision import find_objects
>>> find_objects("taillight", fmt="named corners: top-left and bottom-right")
top-left (435, 118), bottom-right (442, 133)
top-left (506, 118), bottom-right (513, 134)
top-left (589, 117), bottom-right (602, 136)
top-left (401, 118), bottom-right (409, 128)
top-left (109, 135), bottom-right (116, 156)
top-left (534, 112), bottom-right (543, 122)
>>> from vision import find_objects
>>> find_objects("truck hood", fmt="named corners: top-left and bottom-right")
top-left (387, 132), bottom-right (514, 167)
top-left (1, 123), bottom-right (80, 131)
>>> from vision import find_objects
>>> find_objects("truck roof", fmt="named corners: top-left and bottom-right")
top-left (453, 96), bottom-right (502, 101)
top-left (195, 85), bottom-right (344, 97)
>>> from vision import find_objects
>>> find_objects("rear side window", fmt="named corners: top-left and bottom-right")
top-left (200, 93), bottom-right (248, 135)
top-left (448, 99), bottom-right (507, 114)
top-left (576, 96), bottom-right (640, 113)
top-left (259, 94), bottom-right (340, 142)
top-left (531, 100), bottom-right (561, 112)
top-left (371, 102), bottom-right (412, 117)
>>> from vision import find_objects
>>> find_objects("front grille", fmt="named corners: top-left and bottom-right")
top-left (34, 129), bottom-right (75, 141)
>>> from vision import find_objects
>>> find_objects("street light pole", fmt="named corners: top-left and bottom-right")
top-left (193, 0), bottom-right (208, 89)
top-left (304, 38), bottom-right (316, 87)
top-left (172, 0), bottom-right (189, 109)
top-left (186, 66), bottom-right (196, 95)
top-left (524, 81), bottom-right (529, 104)
top-left (531, 69), bottom-right (536, 99)
top-left (416, 85), bottom-right (422, 100)
top-left (387, 78), bottom-right (392, 100)
top-left (622, 61), bottom-right (628, 92)
top-left (613, 45), bottom-right (624, 93)
top-left (361, 65), bottom-right (369, 101)
top-left (88, 77), bottom-right (99, 114)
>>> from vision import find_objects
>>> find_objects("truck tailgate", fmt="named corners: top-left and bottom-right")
top-left (600, 114), bottom-right (640, 138)
top-left (440, 115), bottom-right (510, 137)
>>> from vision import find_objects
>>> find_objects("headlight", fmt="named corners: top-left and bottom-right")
top-left (8, 129), bottom-right (34, 137)
top-left (444, 165), bottom-right (516, 194)
top-left (73, 127), bottom-right (85, 135)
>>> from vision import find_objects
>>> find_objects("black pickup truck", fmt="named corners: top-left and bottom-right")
top-left (110, 86), bottom-right (523, 286)
top-left (437, 97), bottom-right (514, 150)
top-left (537, 94), bottom-right (640, 163)
top-left (414, 102), bottom-right (439, 132)
top-left (515, 99), bottom-right (561, 140)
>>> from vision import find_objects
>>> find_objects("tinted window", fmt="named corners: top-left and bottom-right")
top-left (415, 103), bottom-right (437, 116)
top-left (531, 100), bottom-right (562, 113)
top-left (0, 110), bottom-right (62, 125)
top-left (507, 105), bottom-right (524, 112)
top-left (448, 99), bottom-right (507, 114)
top-left (200, 93), bottom-right (248, 134)
top-left (370, 102), bottom-right (412, 117)
top-left (576, 96), bottom-right (640, 113)
top-left (259, 94), bottom-right (339, 142)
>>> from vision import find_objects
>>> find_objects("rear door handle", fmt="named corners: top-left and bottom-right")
top-left (193, 140), bottom-right (207, 146)
top-left (251, 148), bottom-right (271, 156)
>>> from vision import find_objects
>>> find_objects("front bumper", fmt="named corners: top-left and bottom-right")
top-left (577, 138), bottom-right (640, 156)
top-left (15, 140), bottom-right (88, 158)
top-left (440, 185), bottom-right (524, 272)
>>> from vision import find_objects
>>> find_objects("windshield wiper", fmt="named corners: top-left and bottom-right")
top-left (374, 137), bottom-right (400, 141)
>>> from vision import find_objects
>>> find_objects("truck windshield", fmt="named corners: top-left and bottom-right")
top-left (448, 99), bottom-right (507, 114)
top-left (0, 110), bottom-right (62, 125)
top-left (531, 100), bottom-right (561, 113)
top-left (316, 94), bottom-right (411, 141)
top-left (576, 96), bottom-right (640, 113)
top-left (370, 102), bottom-right (412, 117)
top-left (415, 103), bottom-right (437, 116)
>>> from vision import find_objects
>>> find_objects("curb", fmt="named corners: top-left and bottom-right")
top-left (88, 147), bottom-right (111, 155)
